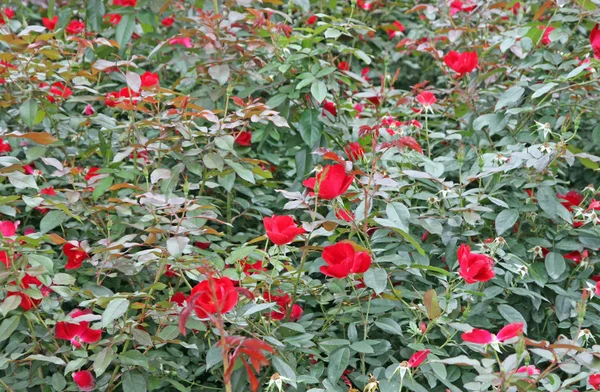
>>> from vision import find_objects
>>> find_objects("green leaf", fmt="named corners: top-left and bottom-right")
top-left (374, 318), bottom-right (403, 336)
top-left (94, 346), bottom-right (114, 377)
top-left (28, 254), bottom-right (53, 273)
top-left (93, 176), bottom-right (114, 201)
top-left (350, 341), bottom-right (374, 354)
top-left (495, 86), bottom-right (525, 111)
top-left (0, 316), bottom-right (20, 341)
top-left (537, 186), bottom-right (572, 224)
top-left (7, 171), bottom-right (39, 190)
top-left (0, 295), bottom-right (21, 316)
top-left (389, 228), bottom-right (426, 255)
top-left (25, 355), bottom-right (66, 365)
top-left (102, 298), bottom-right (130, 327)
top-left (224, 159), bottom-right (255, 184)
top-left (495, 209), bottom-right (519, 235)
top-left (545, 252), bottom-right (566, 280)
top-left (122, 371), bottom-right (148, 392)
top-left (531, 82), bottom-right (558, 98)
top-left (363, 268), bottom-right (387, 295)
top-left (120, 350), bottom-right (149, 369)
top-left (272, 357), bottom-right (297, 386)
top-left (310, 80), bottom-right (327, 103)
top-left (116, 14), bottom-right (136, 50)
top-left (40, 210), bottom-right (69, 234)
top-left (51, 373), bottom-right (67, 392)
top-left (86, 0), bottom-right (106, 32)
top-left (297, 109), bottom-right (323, 149)
top-left (327, 347), bottom-right (350, 384)
top-left (498, 304), bottom-right (527, 332)
top-left (20, 99), bottom-right (38, 128)
top-left (385, 202), bottom-right (410, 232)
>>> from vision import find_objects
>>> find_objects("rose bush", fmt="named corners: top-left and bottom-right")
top-left (2, 0), bottom-right (600, 391)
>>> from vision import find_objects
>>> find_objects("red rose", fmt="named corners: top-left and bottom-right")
top-left (516, 365), bottom-right (540, 376)
top-left (0, 137), bottom-right (12, 153)
top-left (357, 0), bottom-right (373, 10)
top-left (344, 142), bottom-right (365, 161)
top-left (104, 13), bottom-right (122, 26)
top-left (188, 277), bottom-right (238, 318)
top-left (161, 16), bottom-right (175, 26)
top-left (114, 0), bottom-right (137, 6)
top-left (263, 215), bottom-right (306, 245)
top-left (320, 242), bottom-right (372, 278)
top-left (104, 91), bottom-right (119, 107)
top-left (72, 370), bottom-right (95, 392)
top-left (557, 190), bottom-right (583, 211)
top-left (242, 259), bottom-right (265, 276)
top-left (538, 25), bottom-right (555, 45)
top-left (0, 251), bottom-right (11, 267)
top-left (0, 8), bottom-right (14, 24)
top-left (66, 20), bottom-right (85, 35)
top-left (322, 100), bottom-right (337, 116)
top-left (234, 131), bottom-right (252, 146)
top-left (264, 292), bottom-right (303, 321)
top-left (42, 16), bottom-right (58, 30)
top-left (496, 322), bottom-right (524, 341)
top-left (5, 274), bottom-right (51, 311)
top-left (140, 71), bottom-right (160, 87)
top-left (449, 0), bottom-right (476, 15)
top-left (386, 21), bottom-right (405, 39)
top-left (407, 349), bottom-right (430, 368)
top-left (564, 250), bottom-right (588, 265)
top-left (55, 309), bottom-right (102, 348)
top-left (63, 241), bottom-right (90, 270)
top-left (336, 208), bottom-right (354, 222)
top-left (307, 15), bottom-right (317, 25)
top-left (195, 241), bottom-right (211, 250)
top-left (0, 220), bottom-right (19, 237)
top-left (47, 82), bottom-right (73, 103)
top-left (443, 50), bottom-right (478, 76)
top-left (591, 25), bottom-right (600, 59)
top-left (457, 244), bottom-right (495, 284)
top-left (169, 37), bottom-right (193, 48)
top-left (84, 167), bottom-right (101, 181)
top-left (303, 164), bottom-right (354, 200)
top-left (337, 61), bottom-right (350, 71)
top-left (170, 292), bottom-right (186, 306)
top-left (416, 91), bottom-right (436, 108)
top-left (462, 328), bottom-right (493, 344)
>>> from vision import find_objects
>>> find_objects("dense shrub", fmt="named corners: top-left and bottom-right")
top-left (2, 0), bottom-right (600, 391)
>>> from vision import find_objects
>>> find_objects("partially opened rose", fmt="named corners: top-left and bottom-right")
top-left (66, 20), bottom-right (85, 35)
top-left (443, 51), bottom-right (478, 76)
top-left (457, 244), bottom-right (495, 283)
top-left (320, 242), bottom-right (372, 278)
top-left (263, 215), bottom-right (305, 245)
top-left (303, 164), bottom-right (354, 200)
top-left (72, 370), bottom-right (95, 392)
top-left (462, 322), bottom-right (524, 344)
top-left (189, 277), bottom-right (238, 318)
top-left (407, 349), bottom-right (430, 368)
top-left (264, 292), bottom-right (303, 321)
top-left (140, 71), bottom-right (160, 87)
top-left (42, 16), bottom-right (58, 30)
top-left (63, 241), bottom-right (90, 270)
top-left (590, 373), bottom-right (600, 390)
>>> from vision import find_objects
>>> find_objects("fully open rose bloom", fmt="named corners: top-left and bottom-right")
top-left (303, 164), bottom-right (354, 200)
top-left (591, 374), bottom-right (600, 390)
top-left (66, 20), bottom-right (85, 34)
top-left (42, 16), bottom-right (58, 30)
top-left (557, 190), bottom-right (583, 211)
top-left (443, 51), bottom-right (478, 76)
top-left (72, 370), bottom-right (95, 392)
top-left (0, 220), bottom-right (19, 236)
top-left (5, 274), bottom-right (52, 311)
top-left (457, 244), bottom-right (495, 283)
top-left (55, 309), bottom-right (102, 348)
top-left (140, 71), bottom-right (160, 87)
top-left (63, 241), bottom-right (90, 269)
top-left (462, 322), bottom-right (524, 344)
top-left (320, 242), bottom-right (372, 278)
top-left (263, 215), bottom-right (306, 245)
top-left (189, 277), bottom-right (238, 318)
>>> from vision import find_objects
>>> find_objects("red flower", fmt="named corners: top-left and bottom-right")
top-left (72, 370), bottom-right (95, 392)
top-left (5, 274), bottom-right (51, 311)
top-left (0, 8), bottom-right (14, 24)
top-left (461, 328), bottom-right (493, 344)
top-left (47, 82), bottom-right (73, 103)
top-left (443, 51), bottom-right (478, 76)
top-left (104, 13), bottom-right (122, 26)
top-left (263, 215), bottom-right (306, 245)
top-left (114, 0), bottom-right (137, 6)
top-left (307, 15), bottom-right (317, 25)
top-left (170, 292), bottom-right (186, 306)
top-left (386, 21), bottom-right (405, 39)
top-left (188, 277), bottom-right (238, 318)
top-left (457, 244), bottom-right (495, 284)
top-left (496, 322), bottom-right (524, 341)
top-left (83, 104), bottom-right (95, 116)
top-left (169, 37), bottom-right (193, 48)
top-left (66, 20), bottom-right (85, 35)
top-left (303, 164), bottom-right (354, 200)
top-left (449, 0), bottom-right (476, 15)
top-left (140, 71), bottom-right (160, 87)
top-left (242, 259), bottom-right (265, 276)
top-left (557, 190), bottom-right (583, 211)
top-left (320, 242), bottom-right (372, 278)
top-left (234, 131), bottom-right (252, 146)
top-left (323, 100), bottom-right (337, 116)
top-left (63, 241), bottom-right (90, 270)
top-left (595, 281), bottom-right (600, 297)
top-left (591, 25), bottom-right (600, 59)
top-left (338, 61), bottom-right (350, 71)
top-left (336, 209), bottom-right (355, 222)
top-left (344, 142), bottom-right (365, 161)
top-left (161, 16), bottom-right (175, 26)
top-left (564, 250), bottom-right (588, 265)
top-left (416, 91), bottom-right (437, 108)
top-left (42, 16), bottom-right (58, 30)
top-left (0, 220), bottom-right (19, 237)
top-left (55, 309), bottom-right (102, 348)
top-left (0, 251), bottom-right (11, 267)
top-left (84, 167), bottom-right (101, 181)
top-left (538, 25), bottom-right (555, 45)
top-left (407, 349), bottom-right (430, 368)
top-left (590, 374), bottom-right (600, 390)
top-left (164, 264), bottom-right (179, 277)
top-left (195, 241), bottom-right (211, 250)
top-left (357, 0), bottom-right (374, 10)
top-left (0, 137), bottom-right (11, 153)
top-left (264, 292), bottom-right (303, 321)
top-left (104, 91), bottom-right (119, 107)
top-left (516, 365), bottom-right (540, 376)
